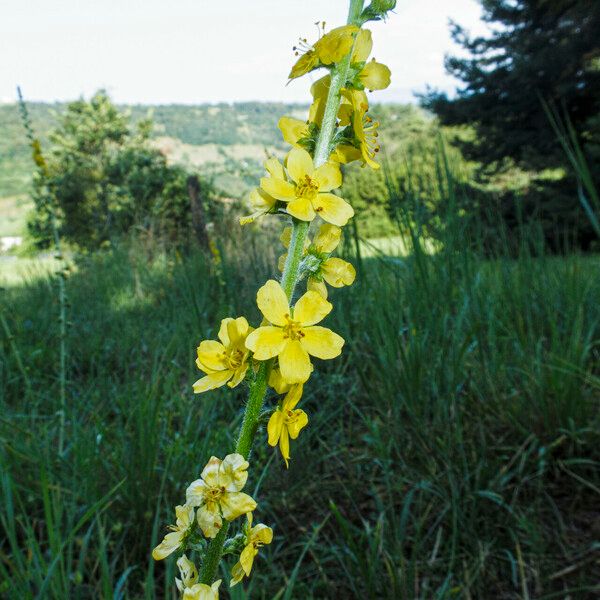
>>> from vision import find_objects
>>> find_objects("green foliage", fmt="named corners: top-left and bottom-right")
top-left (1, 214), bottom-right (598, 597)
top-left (26, 92), bottom-right (215, 250)
top-left (422, 0), bottom-right (600, 249)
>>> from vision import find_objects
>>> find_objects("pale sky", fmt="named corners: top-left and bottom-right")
top-left (0, 0), bottom-right (488, 105)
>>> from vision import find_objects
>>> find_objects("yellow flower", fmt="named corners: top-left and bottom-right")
top-left (279, 77), bottom-right (359, 167)
top-left (340, 89), bottom-right (380, 169)
top-left (308, 224), bottom-right (356, 297)
top-left (351, 29), bottom-right (391, 91)
top-left (182, 580), bottom-right (221, 600)
top-left (268, 367), bottom-right (295, 394)
top-left (260, 148), bottom-right (353, 226)
top-left (186, 454), bottom-right (257, 538)
top-left (176, 554), bottom-right (199, 592)
top-left (239, 158), bottom-right (283, 225)
top-left (230, 513), bottom-right (274, 586)
top-left (152, 504), bottom-right (194, 560)
top-left (245, 280), bottom-right (344, 383)
top-left (267, 384), bottom-right (308, 467)
top-left (289, 25), bottom-right (359, 80)
top-left (193, 317), bottom-right (252, 394)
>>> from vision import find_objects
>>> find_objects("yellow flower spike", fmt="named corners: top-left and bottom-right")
top-left (230, 513), bottom-right (274, 586)
top-left (260, 148), bottom-right (353, 226)
top-left (186, 454), bottom-right (257, 538)
top-left (267, 384), bottom-right (308, 467)
top-left (152, 505), bottom-right (195, 560)
top-left (245, 280), bottom-right (344, 383)
top-left (193, 317), bottom-right (253, 394)
top-left (176, 554), bottom-right (199, 592)
top-left (182, 580), bottom-right (221, 600)
top-left (289, 24), bottom-right (359, 80)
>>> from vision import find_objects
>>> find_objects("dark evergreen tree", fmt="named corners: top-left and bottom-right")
top-left (422, 0), bottom-right (600, 249)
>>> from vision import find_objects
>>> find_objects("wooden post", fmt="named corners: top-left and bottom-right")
top-left (187, 174), bottom-right (209, 250)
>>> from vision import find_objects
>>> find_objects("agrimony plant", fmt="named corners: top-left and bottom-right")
top-left (152, 1), bottom-right (395, 597)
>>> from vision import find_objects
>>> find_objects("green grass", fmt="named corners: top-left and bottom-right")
top-left (0, 222), bottom-right (599, 598)
top-left (0, 195), bottom-right (33, 237)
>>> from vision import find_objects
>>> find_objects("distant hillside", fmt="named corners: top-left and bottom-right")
top-left (0, 101), bottom-right (308, 199)
top-left (0, 99), bottom-right (441, 239)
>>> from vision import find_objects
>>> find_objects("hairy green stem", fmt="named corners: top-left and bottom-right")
top-left (198, 0), bottom-right (364, 585)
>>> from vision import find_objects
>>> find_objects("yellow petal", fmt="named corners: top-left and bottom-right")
top-left (256, 280), bottom-right (290, 325)
top-left (201, 456), bottom-right (222, 486)
top-left (330, 143), bottom-right (362, 164)
top-left (280, 226), bottom-right (292, 248)
top-left (288, 50), bottom-right (319, 80)
top-left (313, 162), bottom-right (342, 192)
top-left (286, 147), bottom-right (313, 184)
top-left (282, 383), bottom-right (303, 411)
top-left (183, 581), bottom-right (221, 600)
top-left (286, 197), bottom-right (316, 222)
top-left (152, 530), bottom-right (184, 560)
top-left (186, 478), bottom-right (209, 506)
top-left (293, 290), bottom-right (332, 326)
top-left (315, 24), bottom-right (358, 65)
top-left (313, 193), bottom-right (354, 226)
top-left (240, 542), bottom-right (258, 577)
top-left (309, 75), bottom-right (331, 125)
top-left (230, 561), bottom-right (245, 587)
top-left (197, 503), bottom-right (223, 539)
top-left (227, 363), bottom-right (248, 388)
top-left (220, 491), bottom-right (257, 521)
top-left (176, 504), bottom-right (195, 529)
top-left (264, 157), bottom-right (285, 180)
top-left (196, 340), bottom-right (226, 372)
top-left (360, 60), bottom-right (391, 91)
top-left (279, 339), bottom-right (312, 384)
top-left (192, 370), bottom-right (233, 394)
top-left (245, 326), bottom-right (287, 360)
top-left (307, 276), bottom-right (328, 298)
top-left (267, 410), bottom-right (284, 446)
top-left (250, 523), bottom-right (274, 545)
top-left (279, 426), bottom-right (290, 466)
top-left (300, 326), bottom-right (344, 359)
top-left (287, 409), bottom-right (308, 439)
top-left (268, 368), bottom-right (292, 394)
top-left (313, 223), bottom-right (342, 253)
top-left (321, 257), bottom-right (356, 287)
top-left (176, 554), bottom-right (198, 590)
top-left (219, 453), bottom-right (249, 492)
top-left (352, 28), bottom-right (373, 62)
top-left (278, 116), bottom-right (308, 147)
top-left (261, 176), bottom-right (296, 201)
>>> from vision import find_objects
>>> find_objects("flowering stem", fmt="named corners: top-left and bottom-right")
top-left (198, 0), bottom-right (364, 585)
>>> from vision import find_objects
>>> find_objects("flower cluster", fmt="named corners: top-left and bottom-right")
top-left (153, 2), bottom-right (393, 596)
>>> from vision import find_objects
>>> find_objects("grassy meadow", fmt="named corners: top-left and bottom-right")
top-left (1, 210), bottom-right (599, 598)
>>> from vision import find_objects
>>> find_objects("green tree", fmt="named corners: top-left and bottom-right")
top-left (422, 0), bottom-right (600, 249)
top-left (28, 91), bottom-right (208, 249)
